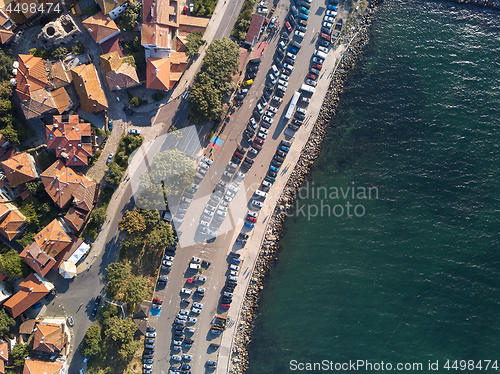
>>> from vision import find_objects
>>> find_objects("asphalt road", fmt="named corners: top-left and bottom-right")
top-left (149, 1), bottom-right (344, 373)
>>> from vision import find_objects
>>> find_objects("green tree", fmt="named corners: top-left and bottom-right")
top-left (25, 180), bottom-right (43, 195)
top-left (125, 276), bottom-right (148, 310)
top-left (105, 317), bottom-right (140, 360)
top-left (105, 161), bottom-right (125, 185)
top-left (105, 262), bottom-right (131, 297)
top-left (0, 309), bottom-right (15, 336)
top-left (11, 343), bottom-right (29, 368)
top-left (90, 206), bottom-right (107, 227)
top-left (119, 208), bottom-right (146, 234)
top-left (120, 2), bottom-right (142, 31)
top-left (188, 71), bottom-right (222, 123)
top-left (201, 37), bottom-right (240, 93)
top-left (0, 249), bottom-right (27, 277)
top-left (0, 124), bottom-right (19, 144)
top-left (138, 148), bottom-right (195, 200)
top-left (185, 32), bottom-right (206, 58)
top-left (124, 37), bottom-right (145, 70)
top-left (145, 222), bottom-right (174, 249)
top-left (129, 97), bottom-right (139, 107)
top-left (80, 324), bottom-right (102, 357)
top-left (98, 303), bottom-right (121, 326)
top-left (51, 46), bottom-right (68, 60)
top-left (0, 49), bottom-right (13, 82)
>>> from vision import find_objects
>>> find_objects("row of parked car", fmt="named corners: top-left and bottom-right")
top-left (220, 252), bottom-right (242, 309)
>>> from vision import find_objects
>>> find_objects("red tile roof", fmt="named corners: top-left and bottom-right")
top-left (20, 242), bottom-right (57, 277)
top-left (1, 151), bottom-right (38, 187)
top-left (33, 322), bottom-right (67, 354)
top-left (41, 160), bottom-right (97, 210)
top-left (0, 341), bottom-right (8, 362)
top-left (146, 53), bottom-right (188, 91)
top-left (82, 11), bottom-right (119, 44)
top-left (100, 34), bottom-right (123, 57)
top-left (100, 52), bottom-right (140, 91)
top-left (22, 358), bottom-right (63, 374)
top-left (33, 219), bottom-right (72, 258)
top-left (143, 0), bottom-right (179, 27)
top-left (70, 64), bottom-right (108, 114)
top-left (47, 115), bottom-right (93, 167)
top-left (4, 273), bottom-right (51, 318)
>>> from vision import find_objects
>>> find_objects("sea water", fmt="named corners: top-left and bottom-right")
top-left (246, 1), bottom-right (500, 372)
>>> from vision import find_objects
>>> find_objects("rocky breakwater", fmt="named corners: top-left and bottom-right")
top-left (228, 4), bottom-right (378, 374)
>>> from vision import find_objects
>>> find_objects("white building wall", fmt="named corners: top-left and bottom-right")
top-left (108, 3), bottom-right (128, 20)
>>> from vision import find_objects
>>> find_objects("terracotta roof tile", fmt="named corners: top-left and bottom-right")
top-left (1, 152), bottom-right (38, 186)
top-left (100, 52), bottom-right (140, 91)
top-left (23, 357), bottom-right (63, 374)
top-left (63, 207), bottom-right (89, 233)
top-left (82, 11), bottom-right (119, 44)
top-left (33, 219), bottom-right (72, 257)
top-left (19, 319), bottom-right (37, 334)
top-left (141, 23), bottom-right (171, 48)
top-left (0, 341), bottom-right (8, 362)
top-left (47, 115), bottom-right (93, 167)
top-left (4, 273), bottom-right (51, 318)
top-left (146, 52), bottom-right (187, 91)
top-left (33, 322), bottom-right (67, 354)
top-left (71, 64), bottom-right (108, 114)
top-left (20, 242), bottom-right (57, 277)
top-left (100, 34), bottom-right (123, 57)
top-left (41, 160), bottom-right (97, 209)
top-left (143, 0), bottom-right (179, 27)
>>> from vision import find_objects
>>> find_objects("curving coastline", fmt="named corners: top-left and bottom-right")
top-left (228, 3), bottom-right (380, 373)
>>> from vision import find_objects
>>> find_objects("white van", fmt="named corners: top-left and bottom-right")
top-left (314, 50), bottom-right (328, 60)
top-left (271, 64), bottom-right (279, 77)
top-left (255, 190), bottom-right (268, 198)
top-left (262, 180), bottom-right (273, 188)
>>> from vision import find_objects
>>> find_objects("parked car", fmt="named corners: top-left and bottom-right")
top-left (128, 129), bottom-right (141, 136)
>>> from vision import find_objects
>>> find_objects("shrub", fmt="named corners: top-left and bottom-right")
top-left (129, 97), bottom-right (139, 107)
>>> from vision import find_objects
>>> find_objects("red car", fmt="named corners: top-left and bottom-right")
top-left (252, 142), bottom-right (262, 150)
top-left (246, 215), bottom-right (257, 223)
top-left (234, 151), bottom-right (244, 159)
top-left (221, 303), bottom-right (230, 309)
top-left (153, 297), bottom-right (163, 304)
top-left (306, 73), bottom-right (317, 80)
top-left (312, 63), bottom-right (322, 70)
top-left (320, 33), bottom-right (331, 41)
top-left (254, 137), bottom-right (264, 145)
top-left (187, 278), bottom-right (196, 284)
top-left (285, 21), bottom-right (292, 33)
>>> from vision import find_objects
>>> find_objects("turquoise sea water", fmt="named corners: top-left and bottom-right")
top-left (246, 1), bottom-right (500, 372)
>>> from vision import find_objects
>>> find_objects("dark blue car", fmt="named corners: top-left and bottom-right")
top-left (288, 46), bottom-right (298, 54)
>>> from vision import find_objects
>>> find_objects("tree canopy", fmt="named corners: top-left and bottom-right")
top-left (185, 32), bottom-right (206, 58)
top-left (119, 208), bottom-right (146, 234)
top-left (120, 2), bottom-right (142, 31)
top-left (188, 72), bottom-right (223, 123)
top-left (0, 309), bottom-right (15, 336)
top-left (80, 324), bottom-right (102, 358)
top-left (0, 248), bottom-right (28, 277)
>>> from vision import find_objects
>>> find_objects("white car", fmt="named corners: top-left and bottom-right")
top-left (198, 162), bottom-right (209, 170)
top-left (230, 270), bottom-right (238, 276)
top-left (177, 314), bottom-right (187, 320)
top-left (247, 211), bottom-right (258, 218)
top-left (193, 302), bottom-right (203, 309)
top-left (188, 317), bottom-right (197, 323)
top-left (280, 74), bottom-right (289, 82)
top-left (173, 340), bottom-right (182, 346)
top-left (218, 206), bottom-right (228, 212)
top-left (249, 148), bottom-right (258, 155)
top-left (186, 327), bottom-right (196, 333)
top-left (191, 308), bottom-right (201, 314)
top-left (263, 116), bottom-right (273, 124)
top-left (223, 171), bottom-right (233, 178)
top-left (324, 16), bottom-right (335, 22)
top-left (286, 53), bottom-right (296, 60)
top-left (219, 200), bottom-right (229, 207)
top-left (279, 40), bottom-right (287, 50)
top-left (272, 96), bottom-right (283, 103)
top-left (224, 292), bottom-right (234, 297)
top-left (312, 57), bottom-right (324, 64)
top-left (326, 10), bottom-right (337, 16)
top-left (203, 209), bottom-right (213, 217)
top-left (106, 153), bottom-right (114, 164)
top-left (318, 45), bottom-right (329, 53)
top-left (172, 355), bottom-right (182, 361)
top-left (267, 106), bottom-right (278, 113)
top-left (294, 30), bottom-right (305, 38)
top-left (323, 21), bottom-right (333, 29)
top-left (216, 210), bottom-right (227, 217)
top-left (248, 118), bottom-right (257, 128)
top-left (265, 110), bottom-right (275, 117)
top-left (198, 276), bottom-right (207, 282)
top-left (179, 309), bottom-right (190, 315)
top-left (205, 205), bottom-right (215, 212)
top-left (146, 332), bottom-right (156, 338)
top-left (164, 256), bottom-right (174, 261)
top-left (283, 63), bottom-right (294, 71)
top-left (182, 354), bottom-right (193, 361)
top-left (192, 257), bottom-right (201, 263)
top-left (257, 133), bottom-right (267, 139)
top-left (202, 156), bottom-right (213, 165)
top-left (226, 191), bottom-right (236, 199)
top-left (259, 128), bottom-right (269, 135)
top-left (181, 288), bottom-right (192, 295)
top-left (230, 264), bottom-right (240, 271)
top-left (268, 74), bottom-right (277, 85)
top-left (278, 80), bottom-right (288, 87)
top-left (228, 184), bottom-right (239, 193)
top-left (235, 171), bottom-right (246, 180)
top-left (252, 200), bottom-right (263, 208)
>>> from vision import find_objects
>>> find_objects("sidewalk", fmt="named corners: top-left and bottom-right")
top-left (216, 41), bottom-right (348, 374)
